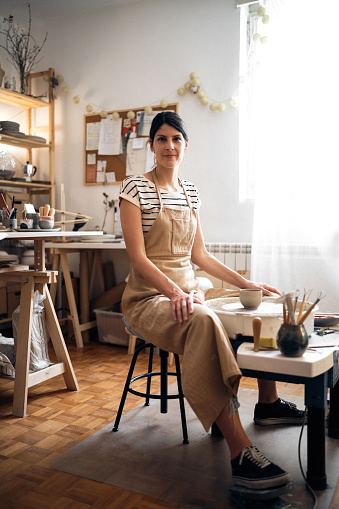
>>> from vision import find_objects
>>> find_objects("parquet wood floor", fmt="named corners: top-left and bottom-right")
top-left (1, 340), bottom-right (338, 509)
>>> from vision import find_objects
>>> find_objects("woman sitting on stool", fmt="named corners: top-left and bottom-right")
top-left (118, 111), bottom-right (299, 490)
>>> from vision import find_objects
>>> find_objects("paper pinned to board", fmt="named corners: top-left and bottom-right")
top-left (87, 153), bottom-right (96, 165)
top-left (86, 122), bottom-right (100, 150)
top-left (126, 138), bottom-right (153, 175)
top-left (96, 172), bottom-right (105, 183)
top-left (106, 172), bottom-right (116, 183)
top-left (98, 117), bottom-right (122, 155)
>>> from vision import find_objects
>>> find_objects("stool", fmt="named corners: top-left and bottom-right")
top-left (112, 341), bottom-right (189, 444)
top-left (126, 329), bottom-right (175, 364)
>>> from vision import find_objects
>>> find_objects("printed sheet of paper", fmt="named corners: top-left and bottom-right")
top-left (140, 112), bottom-right (158, 136)
top-left (98, 117), bottom-right (122, 155)
top-left (87, 153), bottom-right (96, 165)
top-left (86, 122), bottom-right (100, 150)
top-left (126, 138), bottom-right (151, 175)
top-left (97, 160), bottom-right (107, 172)
top-left (145, 142), bottom-right (154, 172)
top-left (106, 172), bottom-right (116, 183)
top-left (96, 171), bottom-right (105, 183)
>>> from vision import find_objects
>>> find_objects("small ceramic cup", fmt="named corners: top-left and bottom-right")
top-left (26, 212), bottom-right (40, 228)
top-left (20, 218), bottom-right (33, 229)
top-left (38, 216), bottom-right (54, 229)
top-left (240, 289), bottom-right (262, 309)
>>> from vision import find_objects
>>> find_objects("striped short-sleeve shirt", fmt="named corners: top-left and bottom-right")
top-left (119, 174), bottom-right (201, 236)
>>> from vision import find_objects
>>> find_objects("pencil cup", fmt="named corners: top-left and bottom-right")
top-left (4, 218), bottom-right (17, 230)
top-left (276, 323), bottom-right (308, 357)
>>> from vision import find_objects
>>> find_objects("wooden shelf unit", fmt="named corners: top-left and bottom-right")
top-left (0, 68), bottom-right (55, 207)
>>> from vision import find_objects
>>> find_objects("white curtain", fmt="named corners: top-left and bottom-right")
top-left (250, 0), bottom-right (339, 312)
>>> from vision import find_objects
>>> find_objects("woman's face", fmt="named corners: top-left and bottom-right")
top-left (150, 123), bottom-right (188, 170)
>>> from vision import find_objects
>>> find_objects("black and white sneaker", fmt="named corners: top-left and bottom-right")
top-left (231, 446), bottom-right (292, 490)
top-left (254, 398), bottom-right (305, 426)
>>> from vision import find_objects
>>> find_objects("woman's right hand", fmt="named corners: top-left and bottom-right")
top-left (171, 291), bottom-right (203, 323)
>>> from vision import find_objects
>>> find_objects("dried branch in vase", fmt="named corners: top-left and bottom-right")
top-left (0, 3), bottom-right (48, 95)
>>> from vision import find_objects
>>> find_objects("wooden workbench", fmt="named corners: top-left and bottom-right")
top-left (0, 230), bottom-right (102, 416)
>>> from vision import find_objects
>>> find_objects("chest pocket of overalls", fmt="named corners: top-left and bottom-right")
top-left (171, 218), bottom-right (195, 255)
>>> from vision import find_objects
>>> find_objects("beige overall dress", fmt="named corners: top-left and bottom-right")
top-left (122, 170), bottom-right (242, 431)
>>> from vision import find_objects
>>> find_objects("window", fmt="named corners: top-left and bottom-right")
top-left (238, 1), bottom-right (268, 202)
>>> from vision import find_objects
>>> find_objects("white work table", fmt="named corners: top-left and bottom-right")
top-left (47, 240), bottom-right (126, 250)
top-left (235, 338), bottom-right (339, 491)
top-left (237, 341), bottom-right (335, 378)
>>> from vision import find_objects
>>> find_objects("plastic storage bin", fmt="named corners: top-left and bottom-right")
top-left (94, 307), bottom-right (130, 346)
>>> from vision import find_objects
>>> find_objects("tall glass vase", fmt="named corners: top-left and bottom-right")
top-left (0, 63), bottom-right (5, 87)
top-left (19, 69), bottom-right (29, 95)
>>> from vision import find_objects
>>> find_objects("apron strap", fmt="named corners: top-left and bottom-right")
top-left (179, 178), bottom-right (193, 210)
top-left (152, 169), bottom-right (192, 210)
top-left (152, 169), bottom-right (163, 210)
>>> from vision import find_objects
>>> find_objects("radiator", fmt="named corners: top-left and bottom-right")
top-left (205, 242), bottom-right (252, 272)
top-left (195, 243), bottom-right (252, 289)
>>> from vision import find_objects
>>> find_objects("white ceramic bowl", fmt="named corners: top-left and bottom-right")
top-left (38, 216), bottom-right (54, 229)
top-left (240, 289), bottom-right (262, 309)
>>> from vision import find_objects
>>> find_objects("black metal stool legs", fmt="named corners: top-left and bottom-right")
top-left (145, 344), bottom-right (154, 406)
top-left (112, 342), bottom-right (152, 432)
top-left (174, 352), bottom-right (189, 444)
top-left (112, 342), bottom-right (189, 444)
top-left (160, 349), bottom-right (169, 413)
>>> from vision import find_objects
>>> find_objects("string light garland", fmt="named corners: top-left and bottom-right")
top-left (50, 6), bottom-right (268, 118)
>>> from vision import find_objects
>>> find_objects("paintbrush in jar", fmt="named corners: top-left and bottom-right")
top-left (297, 289), bottom-right (311, 323)
top-left (298, 291), bottom-right (325, 325)
top-left (293, 289), bottom-right (299, 314)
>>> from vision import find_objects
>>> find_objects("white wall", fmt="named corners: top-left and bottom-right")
top-left (1, 0), bottom-right (254, 242)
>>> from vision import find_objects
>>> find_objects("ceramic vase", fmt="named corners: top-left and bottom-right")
top-left (0, 63), bottom-right (5, 87)
top-left (277, 323), bottom-right (308, 357)
top-left (19, 70), bottom-right (29, 95)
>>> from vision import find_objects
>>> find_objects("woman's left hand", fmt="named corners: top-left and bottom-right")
top-left (245, 281), bottom-right (281, 296)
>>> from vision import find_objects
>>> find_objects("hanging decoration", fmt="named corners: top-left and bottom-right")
top-left (48, 5), bottom-right (268, 118)
top-left (52, 70), bottom-right (239, 117)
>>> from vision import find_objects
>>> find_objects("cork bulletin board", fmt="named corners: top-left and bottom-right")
top-left (84, 102), bottom-right (179, 185)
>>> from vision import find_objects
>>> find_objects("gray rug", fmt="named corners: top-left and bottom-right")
top-left (51, 388), bottom-right (339, 509)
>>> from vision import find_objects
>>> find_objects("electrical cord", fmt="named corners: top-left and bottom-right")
top-left (298, 405), bottom-right (318, 509)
